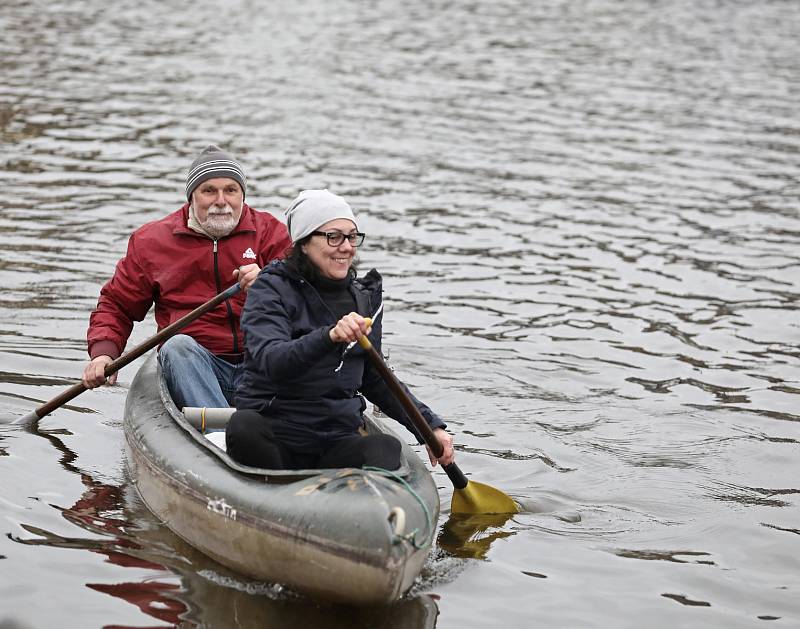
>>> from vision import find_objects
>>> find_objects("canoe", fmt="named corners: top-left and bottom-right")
top-left (123, 352), bottom-right (440, 606)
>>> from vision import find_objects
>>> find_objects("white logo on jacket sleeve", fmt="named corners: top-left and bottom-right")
top-left (242, 247), bottom-right (256, 259)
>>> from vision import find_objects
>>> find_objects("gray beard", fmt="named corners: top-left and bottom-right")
top-left (202, 211), bottom-right (238, 239)
top-left (190, 204), bottom-right (239, 239)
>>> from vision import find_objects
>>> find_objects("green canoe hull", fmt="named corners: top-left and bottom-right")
top-left (124, 353), bottom-right (439, 605)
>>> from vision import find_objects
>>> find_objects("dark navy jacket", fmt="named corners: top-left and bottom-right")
top-left (235, 261), bottom-right (446, 453)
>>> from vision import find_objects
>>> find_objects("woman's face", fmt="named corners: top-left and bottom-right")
top-left (301, 218), bottom-right (360, 280)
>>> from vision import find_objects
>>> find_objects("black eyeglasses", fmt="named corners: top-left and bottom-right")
top-left (311, 231), bottom-right (366, 247)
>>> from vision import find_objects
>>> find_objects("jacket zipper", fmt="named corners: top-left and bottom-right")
top-left (213, 239), bottom-right (240, 354)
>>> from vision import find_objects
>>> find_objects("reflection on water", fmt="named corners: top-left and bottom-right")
top-left (11, 464), bottom-right (440, 629)
top-left (437, 514), bottom-right (516, 561)
top-left (614, 548), bottom-right (715, 565)
top-left (1, 0), bottom-right (799, 626)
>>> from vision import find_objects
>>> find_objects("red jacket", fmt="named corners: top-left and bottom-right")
top-left (88, 203), bottom-right (291, 360)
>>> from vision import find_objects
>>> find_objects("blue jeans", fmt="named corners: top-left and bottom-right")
top-left (158, 335), bottom-right (244, 420)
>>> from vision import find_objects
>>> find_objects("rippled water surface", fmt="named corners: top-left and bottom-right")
top-left (1, 0), bottom-right (799, 627)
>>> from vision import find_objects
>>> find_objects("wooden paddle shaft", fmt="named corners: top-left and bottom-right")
top-left (27, 283), bottom-right (241, 421)
top-left (361, 344), bottom-right (440, 450)
top-left (359, 338), bottom-right (469, 490)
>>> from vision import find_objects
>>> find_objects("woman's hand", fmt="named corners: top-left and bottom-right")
top-left (329, 312), bottom-right (371, 343)
top-left (426, 428), bottom-right (455, 467)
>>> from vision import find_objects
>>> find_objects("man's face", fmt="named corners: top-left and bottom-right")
top-left (191, 177), bottom-right (244, 238)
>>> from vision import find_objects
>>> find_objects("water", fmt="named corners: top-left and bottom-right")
top-left (1, 0), bottom-right (799, 627)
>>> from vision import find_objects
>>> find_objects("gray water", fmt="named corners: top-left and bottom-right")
top-left (1, 0), bottom-right (799, 627)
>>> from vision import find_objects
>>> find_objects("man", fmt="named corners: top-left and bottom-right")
top-left (83, 145), bottom-right (292, 410)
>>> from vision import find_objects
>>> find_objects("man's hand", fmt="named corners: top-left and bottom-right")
top-left (426, 427), bottom-right (455, 467)
top-left (82, 355), bottom-right (116, 388)
top-left (232, 264), bottom-right (260, 291)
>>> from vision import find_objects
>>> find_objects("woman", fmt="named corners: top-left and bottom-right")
top-left (226, 189), bottom-right (455, 471)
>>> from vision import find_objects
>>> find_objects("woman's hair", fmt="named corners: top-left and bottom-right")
top-left (283, 237), bottom-right (358, 282)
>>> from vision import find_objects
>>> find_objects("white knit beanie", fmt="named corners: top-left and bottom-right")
top-left (285, 189), bottom-right (357, 243)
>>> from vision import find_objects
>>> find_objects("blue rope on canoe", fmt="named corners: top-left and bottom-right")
top-left (364, 465), bottom-right (435, 550)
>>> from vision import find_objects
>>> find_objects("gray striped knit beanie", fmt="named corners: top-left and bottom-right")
top-left (185, 144), bottom-right (247, 200)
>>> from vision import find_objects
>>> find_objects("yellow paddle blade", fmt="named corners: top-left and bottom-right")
top-left (451, 480), bottom-right (519, 515)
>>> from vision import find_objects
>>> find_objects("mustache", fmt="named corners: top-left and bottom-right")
top-left (207, 205), bottom-right (234, 216)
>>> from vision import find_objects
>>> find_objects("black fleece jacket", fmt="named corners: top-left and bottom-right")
top-left (235, 260), bottom-right (446, 453)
